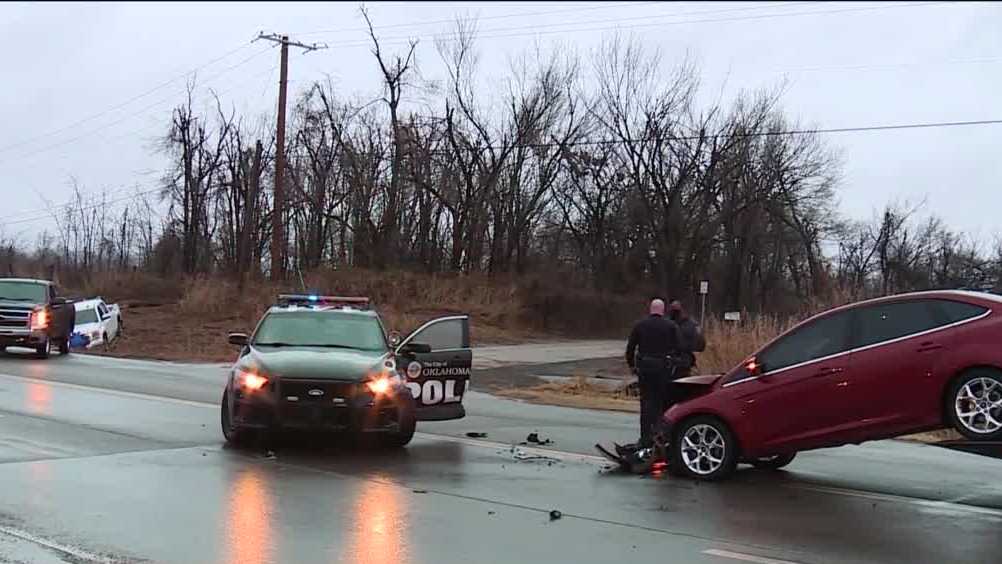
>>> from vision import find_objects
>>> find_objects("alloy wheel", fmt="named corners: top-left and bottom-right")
top-left (954, 377), bottom-right (1002, 435)
top-left (680, 423), bottom-right (727, 475)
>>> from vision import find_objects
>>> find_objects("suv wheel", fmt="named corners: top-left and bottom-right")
top-left (35, 338), bottom-right (50, 359)
top-left (58, 337), bottom-right (70, 355)
top-left (948, 369), bottom-right (1002, 441)
top-left (668, 416), bottom-right (739, 481)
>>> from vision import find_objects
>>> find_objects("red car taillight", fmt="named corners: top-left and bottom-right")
top-left (30, 308), bottom-right (50, 330)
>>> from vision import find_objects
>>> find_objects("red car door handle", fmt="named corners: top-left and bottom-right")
top-left (816, 366), bottom-right (844, 376)
top-left (917, 342), bottom-right (943, 353)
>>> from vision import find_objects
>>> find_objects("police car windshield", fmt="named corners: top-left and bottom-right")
top-left (253, 310), bottom-right (387, 351)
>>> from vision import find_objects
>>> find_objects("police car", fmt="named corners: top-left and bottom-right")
top-left (221, 294), bottom-right (472, 447)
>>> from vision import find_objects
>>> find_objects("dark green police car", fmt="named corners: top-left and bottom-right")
top-left (221, 294), bottom-right (472, 447)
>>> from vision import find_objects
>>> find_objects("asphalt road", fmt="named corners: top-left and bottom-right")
top-left (0, 348), bottom-right (1000, 564)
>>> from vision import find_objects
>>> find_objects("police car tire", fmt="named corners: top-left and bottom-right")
top-left (382, 395), bottom-right (417, 448)
top-left (221, 390), bottom-right (256, 447)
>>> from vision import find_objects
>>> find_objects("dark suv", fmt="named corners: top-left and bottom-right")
top-left (0, 278), bottom-right (76, 358)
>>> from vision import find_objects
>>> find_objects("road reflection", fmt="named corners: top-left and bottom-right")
top-left (26, 381), bottom-right (51, 416)
top-left (225, 468), bottom-right (274, 564)
top-left (345, 478), bottom-right (409, 564)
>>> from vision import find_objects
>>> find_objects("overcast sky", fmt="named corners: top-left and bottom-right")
top-left (1, 1), bottom-right (1000, 247)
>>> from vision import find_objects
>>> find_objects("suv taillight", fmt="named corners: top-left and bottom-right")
top-left (30, 308), bottom-right (50, 330)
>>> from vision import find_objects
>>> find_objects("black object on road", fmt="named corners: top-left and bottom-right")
top-left (526, 432), bottom-right (553, 445)
top-left (466, 432), bottom-right (488, 438)
top-left (549, 510), bottom-right (562, 521)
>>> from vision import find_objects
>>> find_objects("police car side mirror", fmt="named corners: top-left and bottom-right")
top-left (388, 331), bottom-right (402, 348)
top-left (228, 333), bottom-right (249, 347)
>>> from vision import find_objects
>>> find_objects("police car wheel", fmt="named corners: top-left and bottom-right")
top-left (668, 415), bottom-right (739, 481)
top-left (381, 395), bottom-right (417, 448)
top-left (221, 390), bottom-right (256, 447)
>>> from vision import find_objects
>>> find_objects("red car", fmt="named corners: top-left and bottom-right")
top-left (664, 290), bottom-right (1002, 481)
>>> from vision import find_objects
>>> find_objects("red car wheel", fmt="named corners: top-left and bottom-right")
top-left (669, 415), bottom-right (739, 481)
top-left (948, 369), bottom-right (1002, 441)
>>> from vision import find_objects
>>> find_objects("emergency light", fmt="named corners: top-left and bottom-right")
top-left (276, 294), bottom-right (371, 309)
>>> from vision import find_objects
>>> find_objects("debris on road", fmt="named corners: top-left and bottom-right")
top-left (506, 446), bottom-right (561, 465)
top-left (264, 450), bottom-right (277, 460)
top-left (549, 510), bottom-right (562, 521)
top-left (524, 432), bottom-right (553, 446)
top-left (488, 510), bottom-right (496, 516)
top-left (413, 489), bottom-right (428, 494)
top-left (466, 432), bottom-right (488, 438)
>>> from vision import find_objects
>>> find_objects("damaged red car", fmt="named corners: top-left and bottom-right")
top-left (663, 290), bottom-right (1002, 481)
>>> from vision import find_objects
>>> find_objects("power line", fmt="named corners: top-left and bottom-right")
top-left (6, 115), bottom-right (1000, 229)
top-left (296, 1), bottom-right (686, 36)
top-left (487, 118), bottom-right (1002, 151)
top-left (0, 46), bottom-right (274, 167)
top-left (0, 187), bottom-right (163, 228)
top-left (0, 42), bottom-right (255, 155)
top-left (299, 1), bottom-right (953, 50)
top-left (0, 65), bottom-right (281, 228)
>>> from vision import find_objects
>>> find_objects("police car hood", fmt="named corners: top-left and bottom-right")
top-left (247, 346), bottom-right (389, 382)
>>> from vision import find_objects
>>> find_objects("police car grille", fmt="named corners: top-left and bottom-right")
top-left (280, 380), bottom-right (356, 404)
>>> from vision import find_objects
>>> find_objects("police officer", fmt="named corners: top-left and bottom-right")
top-left (668, 299), bottom-right (706, 379)
top-left (625, 298), bottom-right (682, 448)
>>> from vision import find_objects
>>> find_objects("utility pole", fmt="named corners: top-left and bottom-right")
top-left (254, 32), bottom-right (327, 281)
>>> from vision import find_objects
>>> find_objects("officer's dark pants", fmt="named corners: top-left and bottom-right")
top-left (637, 357), bottom-right (674, 447)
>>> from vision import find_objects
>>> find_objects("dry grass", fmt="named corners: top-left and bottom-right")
top-left (698, 315), bottom-right (794, 373)
top-left (496, 376), bottom-right (640, 413)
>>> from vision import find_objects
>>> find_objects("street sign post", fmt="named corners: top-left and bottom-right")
top-left (698, 280), bottom-right (709, 323)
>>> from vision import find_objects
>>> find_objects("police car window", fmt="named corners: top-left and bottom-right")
top-left (759, 311), bottom-right (852, 373)
top-left (253, 311), bottom-right (387, 351)
top-left (933, 299), bottom-right (988, 324)
top-left (852, 301), bottom-right (941, 349)
top-left (409, 318), bottom-right (467, 350)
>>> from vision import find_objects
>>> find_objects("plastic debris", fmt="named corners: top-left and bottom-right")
top-left (264, 450), bottom-right (277, 460)
top-left (413, 489), bottom-right (428, 494)
top-left (466, 432), bottom-right (488, 438)
top-left (549, 510), bottom-right (562, 521)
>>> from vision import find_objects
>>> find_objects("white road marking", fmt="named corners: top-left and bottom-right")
top-left (0, 524), bottom-right (115, 563)
top-left (703, 548), bottom-right (802, 564)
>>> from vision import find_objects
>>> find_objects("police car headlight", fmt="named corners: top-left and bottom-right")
top-left (366, 375), bottom-right (393, 395)
top-left (236, 369), bottom-right (269, 391)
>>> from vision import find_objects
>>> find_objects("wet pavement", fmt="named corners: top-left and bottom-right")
top-left (0, 349), bottom-right (1000, 563)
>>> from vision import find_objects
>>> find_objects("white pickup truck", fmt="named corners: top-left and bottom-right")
top-left (72, 298), bottom-right (121, 349)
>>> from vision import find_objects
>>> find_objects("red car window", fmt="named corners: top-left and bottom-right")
top-left (759, 310), bottom-right (853, 373)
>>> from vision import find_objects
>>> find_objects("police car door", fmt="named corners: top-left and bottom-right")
top-left (396, 315), bottom-right (472, 421)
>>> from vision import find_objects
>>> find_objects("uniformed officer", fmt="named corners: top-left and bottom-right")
top-left (668, 299), bottom-right (706, 380)
top-left (625, 298), bottom-right (682, 448)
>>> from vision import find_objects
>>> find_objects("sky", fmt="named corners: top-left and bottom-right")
top-left (1, 1), bottom-right (1000, 248)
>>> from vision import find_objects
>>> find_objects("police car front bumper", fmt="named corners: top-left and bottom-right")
top-left (231, 379), bottom-right (406, 433)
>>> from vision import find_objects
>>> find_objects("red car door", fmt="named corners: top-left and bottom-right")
top-left (729, 308), bottom-right (855, 452)
top-left (844, 299), bottom-right (983, 437)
